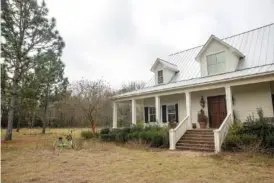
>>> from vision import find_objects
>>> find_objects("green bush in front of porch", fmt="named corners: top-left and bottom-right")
top-left (99, 124), bottom-right (169, 148)
top-left (223, 108), bottom-right (274, 153)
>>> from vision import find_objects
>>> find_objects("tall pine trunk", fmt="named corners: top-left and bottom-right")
top-left (5, 79), bottom-right (18, 140)
top-left (31, 110), bottom-right (36, 128)
top-left (16, 112), bottom-right (21, 132)
top-left (42, 84), bottom-right (49, 134)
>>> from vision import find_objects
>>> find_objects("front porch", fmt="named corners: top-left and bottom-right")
top-left (113, 79), bottom-right (274, 152)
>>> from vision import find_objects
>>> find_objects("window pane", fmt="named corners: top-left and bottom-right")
top-left (208, 65), bottom-right (217, 75)
top-left (158, 70), bottom-right (163, 84)
top-left (158, 76), bottom-right (163, 84)
top-left (167, 105), bottom-right (175, 113)
top-left (216, 52), bottom-right (225, 64)
top-left (207, 54), bottom-right (216, 65)
top-left (207, 52), bottom-right (225, 75)
top-left (158, 70), bottom-right (163, 77)
top-left (150, 107), bottom-right (155, 115)
top-left (217, 62), bottom-right (225, 73)
top-left (150, 115), bottom-right (156, 122)
top-left (168, 114), bottom-right (176, 122)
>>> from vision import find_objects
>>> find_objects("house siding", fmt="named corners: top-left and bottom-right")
top-left (144, 94), bottom-right (186, 123)
top-left (233, 82), bottom-right (274, 122)
top-left (141, 82), bottom-right (274, 127)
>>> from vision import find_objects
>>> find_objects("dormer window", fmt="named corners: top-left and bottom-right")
top-left (158, 70), bottom-right (163, 84)
top-left (207, 51), bottom-right (225, 75)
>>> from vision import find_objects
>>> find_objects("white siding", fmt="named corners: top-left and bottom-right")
top-left (141, 82), bottom-right (274, 126)
top-left (233, 82), bottom-right (274, 122)
top-left (200, 40), bottom-right (239, 77)
top-left (144, 94), bottom-right (186, 123)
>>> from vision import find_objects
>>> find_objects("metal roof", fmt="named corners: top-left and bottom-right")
top-left (114, 23), bottom-right (274, 99)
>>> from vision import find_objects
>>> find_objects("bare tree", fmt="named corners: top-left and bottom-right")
top-left (72, 80), bottom-right (113, 132)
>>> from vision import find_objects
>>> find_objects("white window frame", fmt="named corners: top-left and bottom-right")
top-left (166, 104), bottom-right (177, 122)
top-left (148, 107), bottom-right (156, 122)
top-left (206, 51), bottom-right (226, 75)
top-left (157, 70), bottom-right (163, 84)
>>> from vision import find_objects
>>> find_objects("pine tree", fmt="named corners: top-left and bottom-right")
top-left (1, 0), bottom-right (65, 140)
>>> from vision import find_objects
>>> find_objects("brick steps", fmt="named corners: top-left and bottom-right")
top-left (176, 129), bottom-right (215, 152)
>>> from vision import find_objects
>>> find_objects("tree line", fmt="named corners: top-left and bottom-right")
top-left (1, 0), bottom-right (145, 141)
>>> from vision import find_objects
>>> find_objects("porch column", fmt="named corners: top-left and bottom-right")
top-left (225, 86), bottom-right (234, 121)
top-left (132, 99), bottom-right (136, 125)
top-left (155, 96), bottom-right (161, 123)
top-left (113, 102), bottom-right (117, 128)
top-left (185, 91), bottom-right (192, 129)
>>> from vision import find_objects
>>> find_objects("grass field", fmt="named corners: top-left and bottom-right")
top-left (1, 128), bottom-right (274, 183)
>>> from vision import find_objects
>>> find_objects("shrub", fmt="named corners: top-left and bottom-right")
top-left (151, 134), bottom-right (164, 147)
top-left (136, 121), bottom-right (144, 128)
top-left (81, 130), bottom-right (94, 139)
top-left (114, 131), bottom-right (128, 142)
top-left (266, 133), bottom-right (274, 147)
top-left (130, 125), bottom-right (143, 133)
top-left (243, 108), bottom-right (274, 145)
top-left (98, 125), bottom-right (169, 148)
top-left (100, 128), bottom-right (110, 135)
top-left (127, 131), bottom-right (139, 141)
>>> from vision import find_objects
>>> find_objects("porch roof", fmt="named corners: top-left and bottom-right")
top-left (113, 64), bottom-right (274, 99)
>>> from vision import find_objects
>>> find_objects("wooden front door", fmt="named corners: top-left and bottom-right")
top-left (207, 95), bottom-right (227, 128)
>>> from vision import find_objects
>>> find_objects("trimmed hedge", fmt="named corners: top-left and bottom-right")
top-left (99, 126), bottom-right (169, 148)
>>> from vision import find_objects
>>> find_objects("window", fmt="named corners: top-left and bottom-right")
top-left (158, 70), bottom-right (163, 84)
top-left (167, 105), bottom-right (176, 122)
top-left (149, 107), bottom-right (156, 122)
top-left (207, 52), bottom-right (225, 75)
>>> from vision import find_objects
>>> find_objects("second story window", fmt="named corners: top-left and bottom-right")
top-left (207, 51), bottom-right (225, 75)
top-left (158, 70), bottom-right (163, 84)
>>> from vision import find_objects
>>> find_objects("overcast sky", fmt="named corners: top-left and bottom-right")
top-left (46, 0), bottom-right (274, 89)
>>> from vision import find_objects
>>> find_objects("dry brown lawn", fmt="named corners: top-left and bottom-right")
top-left (1, 128), bottom-right (274, 183)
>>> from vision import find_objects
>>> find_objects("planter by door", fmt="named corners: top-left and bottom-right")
top-left (199, 121), bottom-right (207, 129)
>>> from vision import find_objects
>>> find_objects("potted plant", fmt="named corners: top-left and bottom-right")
top-left (198, 109), bottom-right (208, 129)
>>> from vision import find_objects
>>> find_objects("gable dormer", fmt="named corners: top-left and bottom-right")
top-left (195, 35), bottom-right (244, 77)
top-left (150, 58), bottom-right (179, 85)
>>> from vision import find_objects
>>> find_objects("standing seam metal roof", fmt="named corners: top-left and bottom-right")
top-left (145, 23), bottom-right (274, 87)
top-left (115, 23), bottom-right (274, 99)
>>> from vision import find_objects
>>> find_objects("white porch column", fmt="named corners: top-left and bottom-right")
top-left (185, 91), bottom-right (192, 129)
top-left (113, 102), bottom-right (117, 128)
top-left (132, 99), bottom-right (137, 125)
top-left (155, 96), bottom-right (161, 123)
top-left (225, 86), bottom-right (234, 121)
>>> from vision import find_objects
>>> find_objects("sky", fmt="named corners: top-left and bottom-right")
top-left (46, 0), bottom-right (274, 89)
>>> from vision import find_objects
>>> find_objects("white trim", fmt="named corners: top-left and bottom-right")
top-left (195, 35), bottom-right (244, 61)
top-left (113, 102), bottom-right (117, 128)
top-left (113, 72), bottom-right (274, 101)
top-left (132, 99), bottom-right (136, 125)
top-left (151, 58), bottom-right (179, 72)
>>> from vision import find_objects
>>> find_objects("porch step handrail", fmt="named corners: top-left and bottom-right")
top-left (213, 113), bottom-right (232, 153)
top-left (169, 116), bottom-right (189, 150)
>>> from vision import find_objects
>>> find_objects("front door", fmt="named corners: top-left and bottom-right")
top-left (207, 95), bottom-right (227, 128)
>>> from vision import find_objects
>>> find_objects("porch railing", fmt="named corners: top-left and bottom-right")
top-left (213, 113), bottom-right (232, 153)
top-left (169, 116), bottom-right (189, 150)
